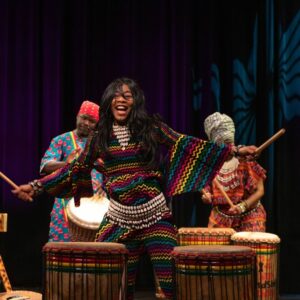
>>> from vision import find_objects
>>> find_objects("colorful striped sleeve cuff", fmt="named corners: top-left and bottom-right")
top-left (165, 135), bottom-right (231, 196)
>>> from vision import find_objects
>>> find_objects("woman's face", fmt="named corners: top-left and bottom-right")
top-left (111, 84), bottom-right (134, 125)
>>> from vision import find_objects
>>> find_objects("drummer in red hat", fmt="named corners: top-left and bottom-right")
top-left (39, 100), bottom-right (103, 242)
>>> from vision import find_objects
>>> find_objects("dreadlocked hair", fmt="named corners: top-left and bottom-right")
top-left (96, 77), bottom-right (162, 167)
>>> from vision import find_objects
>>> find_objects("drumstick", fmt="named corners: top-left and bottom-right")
top-left (0, 213), bottom-right (8, 232)
top-left (213, 179), bottom-right (235, 208)
top-left (255, 128), bottom-right (286, 154)
top-left (0, 171), bottom-right (19, 190)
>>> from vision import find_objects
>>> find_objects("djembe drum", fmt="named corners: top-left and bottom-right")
top-left (43, 242), bottom-right (128, 300)
top-left (66, 196), bottom-right (109, 241)
top-left (0, 290), bottom-right (42, 299)
top-left (231, 231), bottom-right (280, 300)
top-left (178, 227), bottom-right (236, 246)
top-left (171, 245), bottom-right (256, 300)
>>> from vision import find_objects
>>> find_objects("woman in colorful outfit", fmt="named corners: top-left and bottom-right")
top-left (201, 112), bottom-right (267, 232)
top-left (13, 78), bottom-right (257, 299)
top-left (40, 100), bottom-right (103, 241)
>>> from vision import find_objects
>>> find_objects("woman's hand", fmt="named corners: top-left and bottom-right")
top-left (231, 145), bottom-right (259, 160)
top-left (12, 184), bottom-right (34, 202)
top-left (238, 145), bottom-right (257, 156)
top-left (201, 190), bottom-right (212, 204)
top-left (228, 201), bottom-right (248, 215)
top-left (228, 204), bottom-right (242, 215)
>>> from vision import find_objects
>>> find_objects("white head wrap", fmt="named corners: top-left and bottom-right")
top-left (204, 112), bottom-right (235, 144)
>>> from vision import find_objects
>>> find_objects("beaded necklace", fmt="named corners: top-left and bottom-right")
top-left (216, 157), bottom-right (240, 191)
top-left (219, 156), bottom-right (239, 174)
top-left (113, 124), bottom-right (131, 150)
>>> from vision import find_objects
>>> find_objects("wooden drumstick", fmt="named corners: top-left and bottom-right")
top-left (255, 128), bottom-right (286, 154)
top-left (0, 213), bottom-right (8, 232)
top-left (0, 171), bottom-right (19, 189)
top-left (213, 179), bottom-right (235, 208)
top-left (0, 255), bottom-right (12, 292)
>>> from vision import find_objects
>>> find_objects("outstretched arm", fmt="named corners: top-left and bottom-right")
top-left (12, 133), bottom-right (98, 203)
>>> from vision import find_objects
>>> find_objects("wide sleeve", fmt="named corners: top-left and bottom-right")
top-left (39, 132), bottom-right (99, 206)
top-left (244, 161), bottom-right (267, 194)
top-left (40, 136), bottom-right (64, 174)
top-left (155, 122), bottom-right (231, 196)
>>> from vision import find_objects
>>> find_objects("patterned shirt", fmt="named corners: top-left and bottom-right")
top-left (205, 157), bottom-right (266, 206)
top-left (40, 130), bottom-right (102, 192)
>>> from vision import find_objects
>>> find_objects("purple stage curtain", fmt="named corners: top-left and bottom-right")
top-left (0, 0), bottom-right (299, 295)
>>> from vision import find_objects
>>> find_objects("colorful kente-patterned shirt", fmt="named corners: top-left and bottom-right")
top-left (205, 157), bottom-right (267, 231)
top-left (205, 157), bottom-right (266, 206)
top-left (40, 130), bottom-right (103, 241)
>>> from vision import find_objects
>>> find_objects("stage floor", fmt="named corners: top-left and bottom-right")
top-left (10, 287), bottom-right (300, 299)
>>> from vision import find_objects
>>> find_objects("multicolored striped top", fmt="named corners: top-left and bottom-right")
top-left (40, 122), bottom-right (231, 207)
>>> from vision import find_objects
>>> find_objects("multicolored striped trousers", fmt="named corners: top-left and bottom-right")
top-left (96, 217), bottom-right (178, 300)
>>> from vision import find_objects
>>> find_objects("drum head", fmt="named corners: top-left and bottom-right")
top-left (66, 196), bottom-right (109, 229)
top-left (172, 245), bottom-right (254, 256)
top-left (43, 241), bottom-right (128, 254)
top-left (0, 290), bottom-right (42, 300)
top-left (231, 231), bottom-right (280, 243)
top-left (178, 227), bottom-right (236, 235)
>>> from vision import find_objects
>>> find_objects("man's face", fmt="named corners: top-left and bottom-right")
top-left (76, 114), bottom-right (98, 137)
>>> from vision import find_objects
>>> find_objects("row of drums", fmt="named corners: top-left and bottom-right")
top-left (40, 227), bottom-right (280, 300)
top-left (174, 227), bottom-right (281, 300)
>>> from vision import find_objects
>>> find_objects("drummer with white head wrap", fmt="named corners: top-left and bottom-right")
top-left (202, 112), bottom-right (267, 232)
top-left (204, 112), bottom-right (235, 144)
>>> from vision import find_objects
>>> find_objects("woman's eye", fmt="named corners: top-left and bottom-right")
top-left (124, 94), bottom-right (132, 100)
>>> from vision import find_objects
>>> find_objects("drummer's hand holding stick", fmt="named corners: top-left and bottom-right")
top-left (234, 128), bottom-right (286, 160)
top-left (12, 184), bottom-right (34, 202)
top-left (231, 145), bottom-right (257, 159)
top-left (0, 171), bottom-right (34, 202)
top-left (202, 180), bottom-right (239, 214)
top-left (202, 180), bottom-right (248, 215)
top-left (12, 178), bottom-right (45, 202)
top-left (201, 188), bottom-right (212, 204)
top-left (213, 179), bottom-right (248, 215)
top-left (9, 148), bottom-right (83, 203)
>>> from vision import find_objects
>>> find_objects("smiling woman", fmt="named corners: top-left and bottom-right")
top-left (111, 84), bottom-right (134, 125)
top-left (12, 77), bottom-right (258, 300)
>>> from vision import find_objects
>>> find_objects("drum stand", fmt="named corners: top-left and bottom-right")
top-left (0, 213), bottom-right (42, 300)
top-left (0, 213), bottom-right (12, 292)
